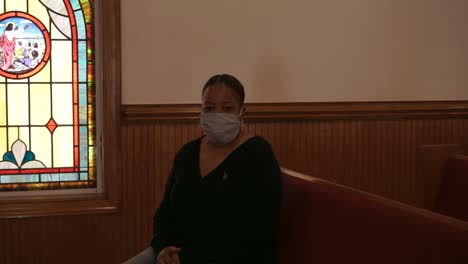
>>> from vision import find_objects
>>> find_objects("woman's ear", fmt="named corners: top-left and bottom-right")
top-left (240, 106), bottom-right (246, 125)
top-left (239, 106), bottom-right (245, 118)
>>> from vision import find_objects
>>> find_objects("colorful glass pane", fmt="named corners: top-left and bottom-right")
top-left (0, 0), bottom-right (96, 192)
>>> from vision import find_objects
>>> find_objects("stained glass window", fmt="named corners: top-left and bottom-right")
top-left (0, 0), bottom-right (96, 192)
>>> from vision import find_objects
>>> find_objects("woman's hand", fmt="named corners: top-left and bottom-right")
top-left (156, 246), bottom-right (181, 264)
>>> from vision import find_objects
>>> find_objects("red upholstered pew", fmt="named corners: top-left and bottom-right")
top-left (435, 154), bottom-right (468, 222)
top-left (278, 168), bottom-right (468, 264)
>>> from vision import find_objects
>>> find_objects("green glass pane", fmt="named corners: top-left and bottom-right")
top-left (1, 174), bottom-right (39, 184)
top-left (60, 173), bottom-right (78, 181)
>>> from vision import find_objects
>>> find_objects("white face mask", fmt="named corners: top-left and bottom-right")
top-left (200, 112), bottom-right (242, 145)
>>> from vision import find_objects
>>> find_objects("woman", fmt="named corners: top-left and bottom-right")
top-left (126, 74), bottom-right (282, 264)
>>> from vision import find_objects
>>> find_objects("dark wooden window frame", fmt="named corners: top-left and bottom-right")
top-left (0, 0), bottom-right (121, 218)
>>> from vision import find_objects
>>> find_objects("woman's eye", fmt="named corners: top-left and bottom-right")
top-left (203, 107), bottom-right (213, 112)
top-left (223, 106), bottom-right (232, 112)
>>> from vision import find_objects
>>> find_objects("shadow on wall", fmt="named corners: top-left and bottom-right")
top-left (253, 55), bottom-right (289, 102)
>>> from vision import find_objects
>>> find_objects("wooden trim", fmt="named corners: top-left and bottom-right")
top-left (99, 0), bottom-right (122, 213)
top-left (122, 101), bottom-right (468, 123)
top-left (0, 0), bottom-right (122, 218)
top-left (0, 194), bottom-right (117, 218)
top-left (122, 104), bottom-right (201, 123)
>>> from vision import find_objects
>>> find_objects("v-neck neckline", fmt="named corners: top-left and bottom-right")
top-left (197, 135), bottom-right (259, 179)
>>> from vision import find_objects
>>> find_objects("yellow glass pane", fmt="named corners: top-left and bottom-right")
top-left (0, 84), bottom-right (5, 126)
top-left (7, 84), bottom-right (29, 126)
top-left (30, 61), bottom-right (51, 83)
top-left (0, 77), bottom-right (5, 83)
top-left (28, 0), bottom-right (50, 31)
top-left (31, 127), bottom-right (52, 167)
top-left (88, 122), bottom-right (94, 145)
top-left (52, 84), bottom-right (72, 125)
top-left (30, 84), bottom-right (51, 125)
top-left (0, 2), bottom-right (3, 13)
top-left (51, 21), bottom-right (67, 40)
top-left (53, 126), bottom-right (73, 167)
top-left (19, 127), bottom-right (30, 149)
top-left (7, 79), bottom-right (27, 83)
top-left (89, 146), bottom-right (95, 168)
top-left (7, 127), bottom-right (18, 150)
top-left (0, 128), bottom-right (7, 155)
top-left (51, 41), bottom-right (72, 82)
top-left (6, 0), bottom-right (27, 12)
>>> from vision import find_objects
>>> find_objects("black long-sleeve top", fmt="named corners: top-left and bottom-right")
top-left (151, 135), bottom-right (282, 264)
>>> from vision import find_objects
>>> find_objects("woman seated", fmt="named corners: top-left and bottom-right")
top-left (126, 74), bottom-right (282, 264)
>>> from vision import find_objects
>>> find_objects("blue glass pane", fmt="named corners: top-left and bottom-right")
top-left (41, 174), bottom-right (60, 182)
top-left (78, 41), bottom-right (87, 82)
top-left (80, 172), bottom-right (88, 181)
top-left (60, 173), bottom-right (78, 181)
top-left (1, 174), bottom-right (39, 183)
top-left (75, 11), bottom-right (86, 39)
top-left (80, 126), bottom-right (88, 168)
top-left (71, 0), bottom-right (82, 11)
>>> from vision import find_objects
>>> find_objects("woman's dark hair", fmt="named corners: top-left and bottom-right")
top-left (202, 74), bottom-right (245, 105)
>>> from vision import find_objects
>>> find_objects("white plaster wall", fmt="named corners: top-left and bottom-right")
top-left (122, 0), bottom-right (468, 104)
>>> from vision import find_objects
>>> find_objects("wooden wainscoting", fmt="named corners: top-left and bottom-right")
top-left (121, 101), bottom-right (468, 208)
top-left (1, 101), bottom-right (467, 264)
top-left (118, 101), bottom-right (468, 261)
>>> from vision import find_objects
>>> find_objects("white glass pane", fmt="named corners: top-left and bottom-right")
top-left (30, 84), bottom-right (51, 125)
top-left (49, 12), bottom-right (71, 38)
top-left (7, 84), bottom-right (29, 126)
top-left (50, 21), bottom-right (67, 39)
top-left (0, 161), bottom-right (17, 169)
top-left (40, 0), bottom-right (68, 16)
top-left (22, 160), bottom-right (46, 168)
top-left (52, 84), bottom-right (73, 125)
top-left (30, 127), bottom-right (52, 167)
top-left (51, 41), bottom-right (72, 82)
top-left (53, 126), bottom-right (73, 167)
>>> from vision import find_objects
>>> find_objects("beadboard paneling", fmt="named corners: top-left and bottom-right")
top-left (1, 101), bottom-right (468, 263)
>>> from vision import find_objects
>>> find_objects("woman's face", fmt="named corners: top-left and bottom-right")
top-left (202, 84), bottom-right (242, 114)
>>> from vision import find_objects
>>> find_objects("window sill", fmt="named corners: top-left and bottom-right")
top-left (0, 193), bottom-right (119, 218)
